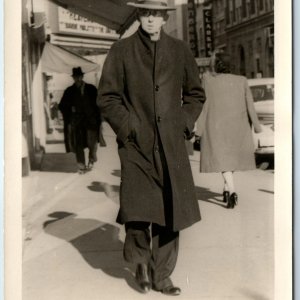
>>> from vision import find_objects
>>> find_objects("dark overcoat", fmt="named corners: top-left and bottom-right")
top-left (59, 82), bottom-right (100, 151)
top-left (98, 27), bottom-right (206, 231)
top-left (59, 82), bottom-right (100, 129)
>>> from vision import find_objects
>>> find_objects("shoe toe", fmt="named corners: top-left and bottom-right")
top-left (161, 286), bottom-right (181, 296)
top-left (139, 282), bottom-right (151, 293)
top-left (135, 264), bottom-right (151, 294)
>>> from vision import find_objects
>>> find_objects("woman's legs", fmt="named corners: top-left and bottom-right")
top-left (222, 171), bottom-right (238, 208)
top-left (221, 171), bottom-right (235, 194)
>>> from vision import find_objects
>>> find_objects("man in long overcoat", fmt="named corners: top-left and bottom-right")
top-left (59, 67), bottom-right (100, 172)
top-left (97, 0), bottom-right (206, 295)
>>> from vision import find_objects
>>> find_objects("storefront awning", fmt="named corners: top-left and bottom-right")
top-left (49, 0), bottom-right (136, 34)
top-left (41, 42), bottom-right (100, 74)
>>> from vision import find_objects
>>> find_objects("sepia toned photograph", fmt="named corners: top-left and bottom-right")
top-left (5, 0), bottom-right (292, 299)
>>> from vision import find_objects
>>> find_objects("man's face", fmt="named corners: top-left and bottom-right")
top-left (73, 75), bottom-right (83, 87)
top-left (138, 9), bottom-right (167, 35)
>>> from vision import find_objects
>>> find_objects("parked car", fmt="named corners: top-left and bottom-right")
top-left (248, 78), bottom-right (274, 155)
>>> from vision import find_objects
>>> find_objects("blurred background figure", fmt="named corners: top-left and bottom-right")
top-left (197, 52), bottom-right (262, 209)
top-left (59, 67), bottom-right (101, 173)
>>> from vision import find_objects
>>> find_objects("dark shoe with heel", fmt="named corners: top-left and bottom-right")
top-left (223, 191), bottom-right (230, 203)
top-left (227, 192), bottom-right (238, 209)
top-left (135, 263), bottom-right (151, 293)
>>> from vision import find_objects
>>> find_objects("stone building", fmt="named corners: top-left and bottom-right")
top-left (196, 0), bottom-right (274, 78)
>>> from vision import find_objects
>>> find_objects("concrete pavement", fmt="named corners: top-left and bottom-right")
top-left (22, 123), bottom-right (274, 300)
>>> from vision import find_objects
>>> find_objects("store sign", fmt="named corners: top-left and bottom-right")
top-left (58, 7), bottom-right (118, 38)
top-left (203, 7), bottom-right (213, 57)
top-left (187, 0), bottom-right (199, 57)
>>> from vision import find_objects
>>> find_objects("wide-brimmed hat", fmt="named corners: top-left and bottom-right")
top-left (127, 0), bottom-right (176, 10)
top-left (72, 67), bottom-right (84, 77)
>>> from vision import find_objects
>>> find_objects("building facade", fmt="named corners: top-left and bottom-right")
top-left (189, 0), bottom-right (274, 78)
top-left (224, 0), bottom-right (274, 77)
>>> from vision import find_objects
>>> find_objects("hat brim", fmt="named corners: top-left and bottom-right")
top-left (127, 2), bottom-right (176, 10)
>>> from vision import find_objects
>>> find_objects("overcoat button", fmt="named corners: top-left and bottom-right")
top-left (157, 116), bottom-right (162, 122)
top-left (155, 85), bottom-right (159, 91)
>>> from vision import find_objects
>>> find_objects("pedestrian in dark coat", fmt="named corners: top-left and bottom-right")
top-left (59, 67), bottom-right (101, 172)
top-left (97, 0), bottom-right (205, 295)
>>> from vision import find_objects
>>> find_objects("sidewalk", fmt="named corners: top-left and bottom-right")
top-left (22, 123), bottom-right (274, 300)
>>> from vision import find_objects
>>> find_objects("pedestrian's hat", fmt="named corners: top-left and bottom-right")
top-left (72, 67), bottom-right (84, 77)
top-left (127, 0), bottom-right (176, 10)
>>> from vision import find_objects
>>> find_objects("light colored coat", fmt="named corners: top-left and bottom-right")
top-left (197, 73), bottom-right (260, 173)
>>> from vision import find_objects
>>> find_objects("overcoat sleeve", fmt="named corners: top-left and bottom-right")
top-left (58, 87), bottom-right (72, 123)
top-left (97, 43), bottom-right (129, 144)
top-left (244, 78), bottom-right (262, 133)
top-left (181, 44), bottom-right (206, 138)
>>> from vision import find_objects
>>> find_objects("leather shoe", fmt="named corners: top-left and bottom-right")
top-left (223, 191), bottom-right (230, 203)
top-left (154, 284), bottom-right (181, 296)
top-left (135, 263), bottom-right (151, 293)
top-left (227, 192), bottom-right (238, 209)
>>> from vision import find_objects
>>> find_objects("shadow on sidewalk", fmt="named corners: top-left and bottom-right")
top-left (111, 169), bottom-right (121, 178)
top-left (40, 153), bottom-right (78, 173)
top-left (87, 181), bottom-right (120, 204)
top-left (195, 186), bottom-right (226, 208)
top-left (43, 212), bottom-right (140, 293)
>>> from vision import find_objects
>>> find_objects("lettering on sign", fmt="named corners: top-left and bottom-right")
top-left (203, 7), bottom-right (214, 57)
top-left (57, 7), bottom-right (118, 38)
top-left (187, 0), bottom-right (199, 57)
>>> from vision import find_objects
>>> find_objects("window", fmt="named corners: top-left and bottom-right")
top-left (250, 84), bottom-right (274, 102)
top-left (256, 58), bottom-right (261, 72)
top-left (232, 0), bottom-right (236, 21)
top-left (241, 0), bottom-right (247, 18)
top-left (231, 44), bottom-right (235, 55)
top-left (259, 0), bottom-right (264, 10)
top-left (256, 37), bottom-right (262, 53)
top-left (248, 40), bottom-right (253, 56)
top-left (220, 0), bottom-right (224, 11)
top-left (226, 0), bottom-right (230, 24)
top-left (250, 0), bottom-right (256, 14)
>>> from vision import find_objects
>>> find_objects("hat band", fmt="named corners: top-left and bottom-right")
top-left (136, 0), bottom-right (168, 7)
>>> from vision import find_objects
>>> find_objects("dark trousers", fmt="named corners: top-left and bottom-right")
top-left (75, 129), bottom-right (98, 166)
top-left (124, 221), bottom-right (179, 290)
top-left (63, 120), bottom-right (70, 153)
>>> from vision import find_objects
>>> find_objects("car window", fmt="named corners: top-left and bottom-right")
top-left (250, 84), bottom-right (274, 102)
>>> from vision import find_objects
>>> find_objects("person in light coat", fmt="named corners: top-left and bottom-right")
top-left (197, 52), bottom-right (262, 208)
top-left (97, 0), bottom-right (205, 295)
